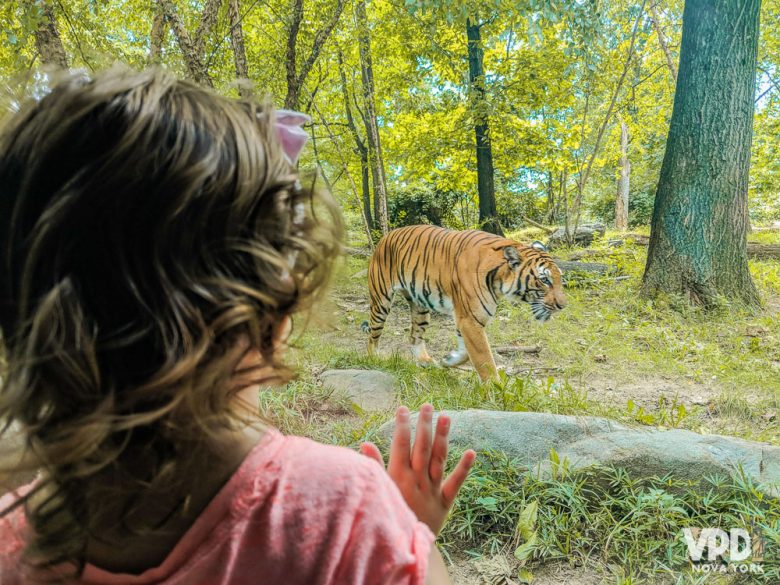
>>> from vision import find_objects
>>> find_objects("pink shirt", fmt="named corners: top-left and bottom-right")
top-left (0, 429), bottom-right (434, 584)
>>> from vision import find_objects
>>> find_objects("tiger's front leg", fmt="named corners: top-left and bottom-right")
top-left (442, 329), bottom-right (469, 367)
top-left (455, 315), bottom-right (499, 382)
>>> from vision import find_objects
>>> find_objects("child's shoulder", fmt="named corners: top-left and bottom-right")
top-left (246, 429), bottom-right (388, 499)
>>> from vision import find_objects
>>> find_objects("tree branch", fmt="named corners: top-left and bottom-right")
top-left (159, 0), bottom-right (213, 87)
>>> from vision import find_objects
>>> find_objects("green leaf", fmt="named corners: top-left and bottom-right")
top-left (517, 500), bottom-right (538, 540)
top-left (514, 531), bottom-right (538, 562)
top-left (517, 568), bottom-right (535, 583)
top-left (476, 496), bottom-right (499, 511)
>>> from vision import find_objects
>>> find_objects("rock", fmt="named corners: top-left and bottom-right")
top-left (547, 223), bottom-right (606, 249)
top-left (320, 369), bottom-right (399, 412)
top-left (377, 410), bottom-right (780, 496)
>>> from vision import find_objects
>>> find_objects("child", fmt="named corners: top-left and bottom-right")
top-left (0, 67), bottom-right (475, 584)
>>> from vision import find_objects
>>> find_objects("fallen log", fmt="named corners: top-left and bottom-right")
top-left (747, 243), bottom-right (780, 260)
top-left (521, 216), bottom-right (556, 234)
top-left (625, 235), bottom-right (780, 260)
top-left (494, 344), bottom-right (542, 356)
top-left (555, 260), bottom-right (615, 275)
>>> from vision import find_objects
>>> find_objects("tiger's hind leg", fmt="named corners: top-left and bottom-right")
top-left (366, 292), bottom-right (393, 356)
top-left (407, 297), bottom-right (435, 365)
top-left (442, 329), bottom-right (469, 367)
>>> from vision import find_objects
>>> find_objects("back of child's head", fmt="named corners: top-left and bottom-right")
top-left (0, 66), bottom-right (341, 570)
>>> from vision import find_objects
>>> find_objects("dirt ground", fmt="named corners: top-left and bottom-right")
top-left (448, 555), bottom-right (606, 585)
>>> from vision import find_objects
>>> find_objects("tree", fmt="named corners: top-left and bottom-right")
top-left (615, 117), bottom-right (630, 231)
top-left (642, 0), bottom-right (761, 307)
top-left (159, 0), bottom-right (217, 87)
top-left (28, 0), bottom-right (68, 69)
top-left (284, 0), bottom-right (345, 109)
top-left (466, 16), bottom-right (501, 235)
top-left (355, 0), bottom-right (389, 234)
top-left (338, 50), bottom-right (372, 231)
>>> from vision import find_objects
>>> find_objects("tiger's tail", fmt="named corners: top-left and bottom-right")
top-left (360, 320), bottom-right (370, 334)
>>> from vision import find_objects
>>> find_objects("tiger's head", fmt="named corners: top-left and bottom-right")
top-left (502, 241), bottom-right (566, 322)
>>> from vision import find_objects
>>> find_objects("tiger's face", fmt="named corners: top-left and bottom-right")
top-left (502, 243), bottom-right (567, 322)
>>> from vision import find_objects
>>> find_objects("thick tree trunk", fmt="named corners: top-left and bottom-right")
top-left (227, 0), bottom-right (251, 97)
top-left (649, 2), bottom-right (678, 82)
top-left (32, 1), bottom-right (68, 69)
top-left (466, 18), bottom-right (502, 236)
top-left (616, 119), bottom-right (630, 232)
top-left (642, 0), bottom-right (761, 307)
top-left (356, 0), bottom-right (388, 234)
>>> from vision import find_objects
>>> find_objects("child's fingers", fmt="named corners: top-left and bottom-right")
top-left (411, 404), bottom-right (433, 473)
top-left (360, 442), bottom-right (385, 467)
top-left (441, 450), bottom-right (476, 508)
top-left (428, 415), bottom-right (450, 485)
top-left (389, 406), bottom-right (412, 473)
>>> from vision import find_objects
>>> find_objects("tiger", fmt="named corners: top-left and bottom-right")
top-left (361, 225), bottom-right (567, 382)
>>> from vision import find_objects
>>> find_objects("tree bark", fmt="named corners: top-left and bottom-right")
top-left (284, 0), bottom-right (346, 110)
top-left (466, 17), bottom-right (502, 236)
top-left (159, 0), bottom-right (213, 87)
top-left (642, 0), bottom-right (761, 307)
top-left (546, 171), bottom-right (556, 224)
top-left (616, 119), bottom-right (630, 232)
top-left (227, 0), bottom-right (251, 97)
top-left (356, 0), bottom-right (388, 234)
top-left (649, 2), bottom-right (678, 82)
top-left (338, 51), bottom-right (373, 231)
top-left (194, 0), bottom-right (223, 57)
top-left (150, 5), bottom-right (167, 63)
top-left (31, 0), bottom-right (68, 69)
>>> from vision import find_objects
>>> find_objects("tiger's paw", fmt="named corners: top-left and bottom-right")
top-left (442, 350), bottom-right (469, 368)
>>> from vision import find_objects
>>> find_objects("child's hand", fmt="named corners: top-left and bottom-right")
top-left (360, 404), bottom-right (476, 536)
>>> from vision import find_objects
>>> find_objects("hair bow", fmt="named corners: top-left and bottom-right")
top-left (275, 109), bottom-right (310, 165)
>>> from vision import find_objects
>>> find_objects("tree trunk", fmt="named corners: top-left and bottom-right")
top-left (616, 119), bottom-right (630, 232)
top-left (642, 0), bottom-right (761, 307)
top-left (150, 5), bottom-right (167, 63)
top-left (32, 1), bottom-right (68, 69)
top-left (284, 0), bottom-right (346, 110)
top-left (160, 0), bottom-right (213, 87)
top-left (338, 51), bottom-right (373, 231)
top-left (546, 171), bottom-right (556, 224)
top-left (466, 18), bottom-right (502, 236)
top-left (194, 0), bottom-right (223, 56)
top-left (356, 0), bottom-right (388, 234)
top-left (649, 2), bottom-right (678, 82)
top-left (227, 0), bottom-right (251, 97)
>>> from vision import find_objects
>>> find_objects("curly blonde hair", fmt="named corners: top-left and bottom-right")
top-left (0, 66), bottom-right (342, 573)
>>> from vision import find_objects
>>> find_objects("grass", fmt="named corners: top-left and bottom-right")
top-left (261, 223), bottom-right (780, 582)
top-left (444, 450), bottom-right (780, 583)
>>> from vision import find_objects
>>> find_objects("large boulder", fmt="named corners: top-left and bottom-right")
top-left (320, 369), bottom-right (399, 412)
top-left (377, 410), bottom-right (780, 496)
top-left (547, 222), bottom-right (606, 249)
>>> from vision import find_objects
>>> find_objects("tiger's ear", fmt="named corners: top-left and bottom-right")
top-left (531, 240), bottom-right (548, 252)
top-left (503, 246), bottom-right (521, 270)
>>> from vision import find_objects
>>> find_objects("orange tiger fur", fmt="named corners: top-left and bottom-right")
top-left (364, 225), bottom-right (566, 381)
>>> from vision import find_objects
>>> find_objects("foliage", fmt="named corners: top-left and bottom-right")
top-left (2, 0), bottom-right (778, 241)
top-left (442, 451), bottom-right (780, 581)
